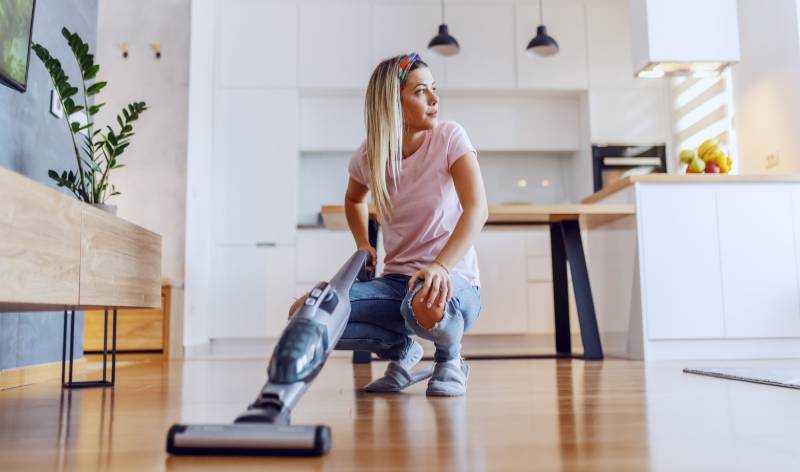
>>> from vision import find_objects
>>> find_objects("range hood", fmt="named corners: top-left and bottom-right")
top-left (629, 0), bottom-right (740, 78)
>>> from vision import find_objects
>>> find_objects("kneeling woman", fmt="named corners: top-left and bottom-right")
top-left (292, 53), bottom-right (487, 396)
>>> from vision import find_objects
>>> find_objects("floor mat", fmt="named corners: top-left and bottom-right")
top-left (683, 367), bottom-right (800, 390)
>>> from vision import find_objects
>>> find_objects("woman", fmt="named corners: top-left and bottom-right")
top-left (293, 52), bottom-right (487, 396)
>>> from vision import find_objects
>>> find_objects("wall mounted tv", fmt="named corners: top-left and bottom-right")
top-left (0, 0), bottom-right (37, 92)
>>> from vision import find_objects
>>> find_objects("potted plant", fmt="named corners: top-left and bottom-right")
top-left (32, 27), bottom-right (147, 214)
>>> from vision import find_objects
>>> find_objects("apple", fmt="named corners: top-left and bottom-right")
top-left (706, 162), bottom-right (721, 173)
top-left (688, 156), bottom-right (706, 173)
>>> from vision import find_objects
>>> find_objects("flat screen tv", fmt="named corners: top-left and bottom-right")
top-left (0, 0), bottom-right (36, 92)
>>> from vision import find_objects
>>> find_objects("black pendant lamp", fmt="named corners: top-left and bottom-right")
top-left (428, 0), bottom-right (460, 56)
top-left (526, 0), bottom-right (559, 57)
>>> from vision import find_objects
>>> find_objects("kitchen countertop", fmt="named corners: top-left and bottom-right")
top-left (319, 203), bottom-right (635, 230)
top-left (582, 174), bottom-right (800, 204)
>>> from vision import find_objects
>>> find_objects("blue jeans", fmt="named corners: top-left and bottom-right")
top-left (334, 273), bottom-right (482, 362)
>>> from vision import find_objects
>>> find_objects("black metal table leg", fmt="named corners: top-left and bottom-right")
top-left (111, 308), bottom-right (117, 385)
top-left (61, 306), bottom-right (119, 388)
top-left (560, 220), bottom-right (604, 360)
top-left (550, 223), bottom-right (572, 356)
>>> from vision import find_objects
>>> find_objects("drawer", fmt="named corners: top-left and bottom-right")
top-left (0, 169), bottom-right (82, 308)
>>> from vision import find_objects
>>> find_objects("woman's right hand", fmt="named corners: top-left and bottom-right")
top-left (358, 244), bottom-right (377, 276)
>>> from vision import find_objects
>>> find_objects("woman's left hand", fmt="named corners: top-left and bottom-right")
top-left (408, 263), bottom-right (452, 309)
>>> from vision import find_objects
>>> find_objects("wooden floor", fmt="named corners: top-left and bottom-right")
top-left (2, 355), bottom-right (800, 471)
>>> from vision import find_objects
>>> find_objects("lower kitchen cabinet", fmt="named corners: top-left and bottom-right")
top-left (472, 229), bottom-right (530, 334)
top-left (210, 245), bottom-right (296, 339)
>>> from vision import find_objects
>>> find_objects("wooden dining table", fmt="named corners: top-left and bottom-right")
top-left (320, 203), bottom-right (635, 361)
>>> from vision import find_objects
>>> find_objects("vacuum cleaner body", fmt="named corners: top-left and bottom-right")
top-left (167, 250), bottom-right (370, 456)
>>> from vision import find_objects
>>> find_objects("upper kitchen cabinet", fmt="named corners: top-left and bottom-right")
top-left (515, 0), bottom-right (588, 90)
top-left (300, 93), bottom-right (364, 151)
top-left (215, 0), bottom-right (297, 88)
top-left (298, 1), bottom-right (372, 89)
top-left (444, 3), bottom-right (516, 89)
top-left (588, 87), bottom-right (670, 144)
top-left (371, 3), bottom-right (445, 81)
top-left (441, 93), bottom-right (580, 151)
top-left (585, 0), bottom-right (642, 89)
top-left (584, 0), bottom-right (671, 144)
top-left (213, 88), bottom-right (298, 246)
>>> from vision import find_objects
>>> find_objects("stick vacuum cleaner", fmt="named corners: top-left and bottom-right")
top-left (166, 249), bottom-right (371, 456)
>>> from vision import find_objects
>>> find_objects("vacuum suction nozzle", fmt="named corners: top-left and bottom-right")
top-left (166, 423), bottom-right (331, 456)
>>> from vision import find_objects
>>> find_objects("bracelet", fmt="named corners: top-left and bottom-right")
top-left (433, 259), bottom-right (450, 274)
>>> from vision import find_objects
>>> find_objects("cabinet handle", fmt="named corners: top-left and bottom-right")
top-left (255, 242), bottom-right (276, 247)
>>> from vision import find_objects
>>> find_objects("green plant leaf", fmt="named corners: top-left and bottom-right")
top-left (86, 81), bottom-right (107, 96)
top-left (88, 103), bottom-right (105, 116)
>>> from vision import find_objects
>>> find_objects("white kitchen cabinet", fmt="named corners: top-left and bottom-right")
top-left (299, 94), bottom-right (364, 151)
top-left (211, 245), bottom-right (296, 339)
top-left (296, 229), bottom-right (358, 283)
top-left (588, 88), bottom-right (671, 144)
top-left (471, 229), bottom-right (529, 334)
top-left (371, 3), bottom-right (445, 80)
top-left (440, 94), bottom-right (580, 151)
top-left (298, 1), bottom-right (372, 89)
top-left (215, 0), bottom-right (297, 88)
top-left (639, 185), bottom-right (725, 339)
top-left (585, 0), bottom-right (643, 90)
top-left (212, 88), bottom-right (298, 246)
top-left (444, 4), bottom-right (516, 89)
top-left (515, 0), bottom-right (588, 90)
top-left (584, 0), bottom-right (671, 144)
top-left (716, 186), bottom-right (800, 338)
top-left (528, 281), bottom-right (555, 333)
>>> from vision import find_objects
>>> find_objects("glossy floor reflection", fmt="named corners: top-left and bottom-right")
top-left (2, 357), bottom-right (800, 471)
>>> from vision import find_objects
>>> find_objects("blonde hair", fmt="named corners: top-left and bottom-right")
top-left (363, 55), bottom-right (427, 223)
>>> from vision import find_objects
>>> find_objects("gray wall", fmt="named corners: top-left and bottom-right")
top-left (0, 0), bottom-right (98, 369)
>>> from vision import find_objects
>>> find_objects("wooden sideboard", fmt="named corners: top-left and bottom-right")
top-left (85, 285), bottom-right (171, 353)
top-left (0, 166), bottom-right (161, 387)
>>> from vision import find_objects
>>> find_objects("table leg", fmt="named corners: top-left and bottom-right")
top-left (560, 220), bottom-right (603, 360)
top-left (550, 223), bottom-right (572, 355)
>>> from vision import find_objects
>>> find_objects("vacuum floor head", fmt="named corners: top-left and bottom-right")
top-left (166, 423), bottom-right (331, 456)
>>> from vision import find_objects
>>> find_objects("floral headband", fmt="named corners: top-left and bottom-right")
top-left (398, 52), bottom-right (422, 85)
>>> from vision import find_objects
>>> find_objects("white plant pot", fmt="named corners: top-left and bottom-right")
top-left (91, 203), bottom-right (118, 216)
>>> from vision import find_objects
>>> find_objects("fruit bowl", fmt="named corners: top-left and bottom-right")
top-left (679, 139), bottom-right (732, 174)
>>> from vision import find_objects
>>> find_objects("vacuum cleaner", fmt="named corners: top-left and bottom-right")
top-left (166, 249), bottom-right (371, 456)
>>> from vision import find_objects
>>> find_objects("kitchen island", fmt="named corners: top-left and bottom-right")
top-left (584, 174), bottom-right (800, 360)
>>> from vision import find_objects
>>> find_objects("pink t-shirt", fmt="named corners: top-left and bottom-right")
top-left (348, 120), bottom-right (480, 287)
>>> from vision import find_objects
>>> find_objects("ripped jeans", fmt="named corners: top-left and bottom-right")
top-left (334, 273), bottom-right (482, 362)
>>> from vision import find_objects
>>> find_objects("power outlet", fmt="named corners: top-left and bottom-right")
top-left (50, 88), bottom-right (63, 118)
top-left (766, 151), bottom-right (780, 169)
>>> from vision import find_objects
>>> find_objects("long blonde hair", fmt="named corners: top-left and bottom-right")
top-left (363, 55), bottom-right (427, 223)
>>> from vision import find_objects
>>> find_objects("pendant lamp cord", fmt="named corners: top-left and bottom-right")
top-left (441, 0), bottom-right (445, 24)
top-left (540, 0), bottom-right (545, 25)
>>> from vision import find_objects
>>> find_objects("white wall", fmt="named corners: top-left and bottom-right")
top-left (96, 0), bottom-right (190, 356)
top-left (96, 0), bottom-right (190, 285)
top-left (732, 0), bottom-right (800, 173)
top-left (184, 0), bottom-right (216, 347)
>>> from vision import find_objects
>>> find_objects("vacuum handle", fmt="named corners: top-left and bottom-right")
top-left (328, 250), bottom-right (371, 294)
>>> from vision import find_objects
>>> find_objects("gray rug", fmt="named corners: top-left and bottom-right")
top-left (683, 367), bottom-right (800, 390)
